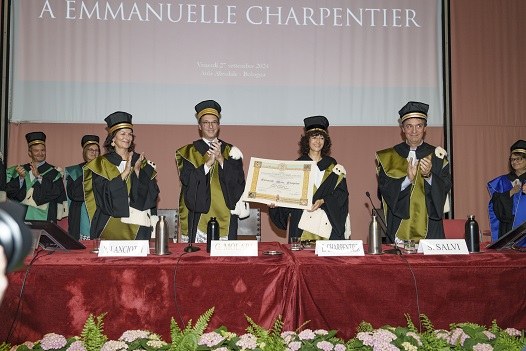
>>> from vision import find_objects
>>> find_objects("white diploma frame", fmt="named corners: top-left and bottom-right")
top-left (242, 157), bottom-right (315, 210)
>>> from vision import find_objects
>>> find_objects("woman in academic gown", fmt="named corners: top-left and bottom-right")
top-left (83, 111), bottom-right (159, 240)
top-left (269, 116), bottom-right (350, 242)
top-left (487, 139), bottom-right (526, 243)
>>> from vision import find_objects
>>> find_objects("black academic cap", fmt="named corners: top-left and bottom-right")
top-left (304, 115), bottom-right (329, 134)
top-left (104, 111), bottom-right (133, 134)
top-left (25, 132), bottom-right (46, 147)
top-left (81, 135), bottom-right (100, 148)
top-left (195, 100), bottom-right (221, 121)
top-left (510, 140), bottom-right (526, 155)
top-left (398, 101), bottom-right (429, 123)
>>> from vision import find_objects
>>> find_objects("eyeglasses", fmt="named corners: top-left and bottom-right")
top-left (200, 121), bottom-right (219, 127)
top-left (510, 156), bottom-right (524, 163)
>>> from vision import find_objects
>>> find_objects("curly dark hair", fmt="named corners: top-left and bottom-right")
top-left (509, 151), bottom-right (526, 173)
top-left (299, 130), bottom-right (331, 157)
top-left (103, 130), bottom-right (135, 154)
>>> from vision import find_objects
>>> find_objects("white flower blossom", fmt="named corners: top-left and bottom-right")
top-left (435, 146), bottom-right (447, 159)
top-left (229, 146), bottom-right (243, 160)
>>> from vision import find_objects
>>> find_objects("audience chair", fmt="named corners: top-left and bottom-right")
top-left (154, 209), bottom-right (179, 242)
top-left (443, 219), bottom-right (466, 239)
top-left (237, 208), bottom-right (261, 241)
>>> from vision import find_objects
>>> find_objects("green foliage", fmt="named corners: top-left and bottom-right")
top-left (5, 310), bottom-right (526, 351)
top-left (80, 313), bottom-right (108, 351)
top-left (414, 314), bottom-right (450, 350)
top-left (404, 313), bottom-right (418, 333)
top-left (355, 321), bottom-right (374, 333)
top-left (245, 315), bottom-right (286, 351)
top-left (420, 314), bottom-right (436, 333)
top-left (169, 306), bottom-right (215, 351)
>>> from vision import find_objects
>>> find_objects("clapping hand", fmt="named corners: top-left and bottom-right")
top-left (15, 165), bottom-right (26, 179)
top-left (134, 153), bottom-right (145, 177)
top-left (29, 162), bottom-right (40, 179)
top-left (407, 157), bottom-right (417, 183)
top-left (510, 179), bottom-right (522, 196)
top-left (206, 141), bottom-right (223, 167)
top-left (419, 155), bottom-right (432, 178)
top-left (121, 157), bottom-right (132, 181)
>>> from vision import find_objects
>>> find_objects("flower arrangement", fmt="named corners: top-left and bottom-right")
top-left (2, 310), bottom-right (525, 351)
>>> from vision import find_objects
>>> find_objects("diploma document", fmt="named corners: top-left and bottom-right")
top-left (242, 157), bottom-right (315, 210)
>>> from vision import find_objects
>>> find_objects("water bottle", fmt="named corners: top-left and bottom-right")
top-left (155, 215), bottom-right (170, 255)
top-left (465, 215), bottom-right (480, 253)
top-left (207, 217), bottom-right (219, 252)
top-left (368, 210), bottom-right (382, 254)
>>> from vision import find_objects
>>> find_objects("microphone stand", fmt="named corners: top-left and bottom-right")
top-left (184, 178), bottom-right (201, 253)
top-left (366, 191), bottom-right (401, 255)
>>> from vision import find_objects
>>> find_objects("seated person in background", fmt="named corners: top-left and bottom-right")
top-left (176, 100), bottom-right (246, 242)
top-left (5, 132), bottom-right (67, 222)
top-left (376, 101), bottom-right (451, 243)
top-left (84, 112), bottom-right (159, 240)
top-left (269, 116), bottom-right (350, 242)
top-left (487, 139), bottom-right (526, 242)
top-left (65, 135), bottom-right (100, 240)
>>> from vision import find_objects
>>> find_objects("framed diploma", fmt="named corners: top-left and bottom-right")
top-left (242, 157), bottom-right (315, 210)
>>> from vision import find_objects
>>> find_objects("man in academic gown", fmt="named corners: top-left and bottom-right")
top-left (84, 112), bottom-right (159, 240)
top-left (5, 132), bottom-right (67, 221)
top-left (376, 101), bottom-right (451, 243)
top-left (65, 135), bottom-right (100, 240)
top-left (176, 100), bottom-right (246, 243)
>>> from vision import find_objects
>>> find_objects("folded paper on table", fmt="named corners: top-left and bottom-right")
top-left (298, 209), bottom-right (332, 238)
top-left (121, 207), bottom-right (152, 227)
top-left (241, 157), bottom-right (315, 210)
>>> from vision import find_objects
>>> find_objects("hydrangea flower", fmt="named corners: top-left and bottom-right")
top-left (198, 331), bottom-right (225, 347)
top-left (235, 333), bottom-right (258, 349)
top-left (119, 330), bottom-right (150, 342)
top-left (40, 333), bottom-right (68, 350)
top-left (66, 341), bottom-right (86, 351)
top-left (298, 329), bottom-right (316, 340)
top-left (100, 340), bottom-right (128, 351)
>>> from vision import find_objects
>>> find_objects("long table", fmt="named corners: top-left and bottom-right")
top-left (1, 242), bottom-right (525, 344)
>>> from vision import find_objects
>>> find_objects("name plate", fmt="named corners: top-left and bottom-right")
top-left (315, 240), bottom-right (365, 256)
top-left (418, 239), bottom-right (469, 255)
top-left (98, 240), bottom-right (150, 257)
top-left (210, 240), bottom-right (258, 256)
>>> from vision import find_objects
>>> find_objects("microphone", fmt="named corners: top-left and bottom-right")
top-left (184, 178), bottom-right (201, 253)
top-left (365, 191), bottom-right (401, 254)
top-left (365, 191), bottom-right (388, 231)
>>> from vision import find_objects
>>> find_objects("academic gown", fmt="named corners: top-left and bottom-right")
top-left (0, 158), bottom-right (6, 191)
top-left (65, 162), bottom-right (90, 240)
top-left (84, 152), bottom-right (159, 240)
top-left (487, 172), bottom-right (526, 243)
top-left (269, 155), bottom-right (349, 241)
top-left (376, 142), bottom-right (451, 242)
top-left (5, 162), bottom-right (67, 221)
top-left (176, 139), bottom-right (245, 240)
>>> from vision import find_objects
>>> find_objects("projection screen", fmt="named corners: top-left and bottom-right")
top-left (9, 0), bottom-right (444, 126)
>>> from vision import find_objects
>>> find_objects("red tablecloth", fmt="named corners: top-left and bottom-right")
top-left (1, 242), bottom-right (525, 344)
top-left (0, 242), bottom-right (295, 343)
top-left (292, 245), bottom-right (526, 338)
